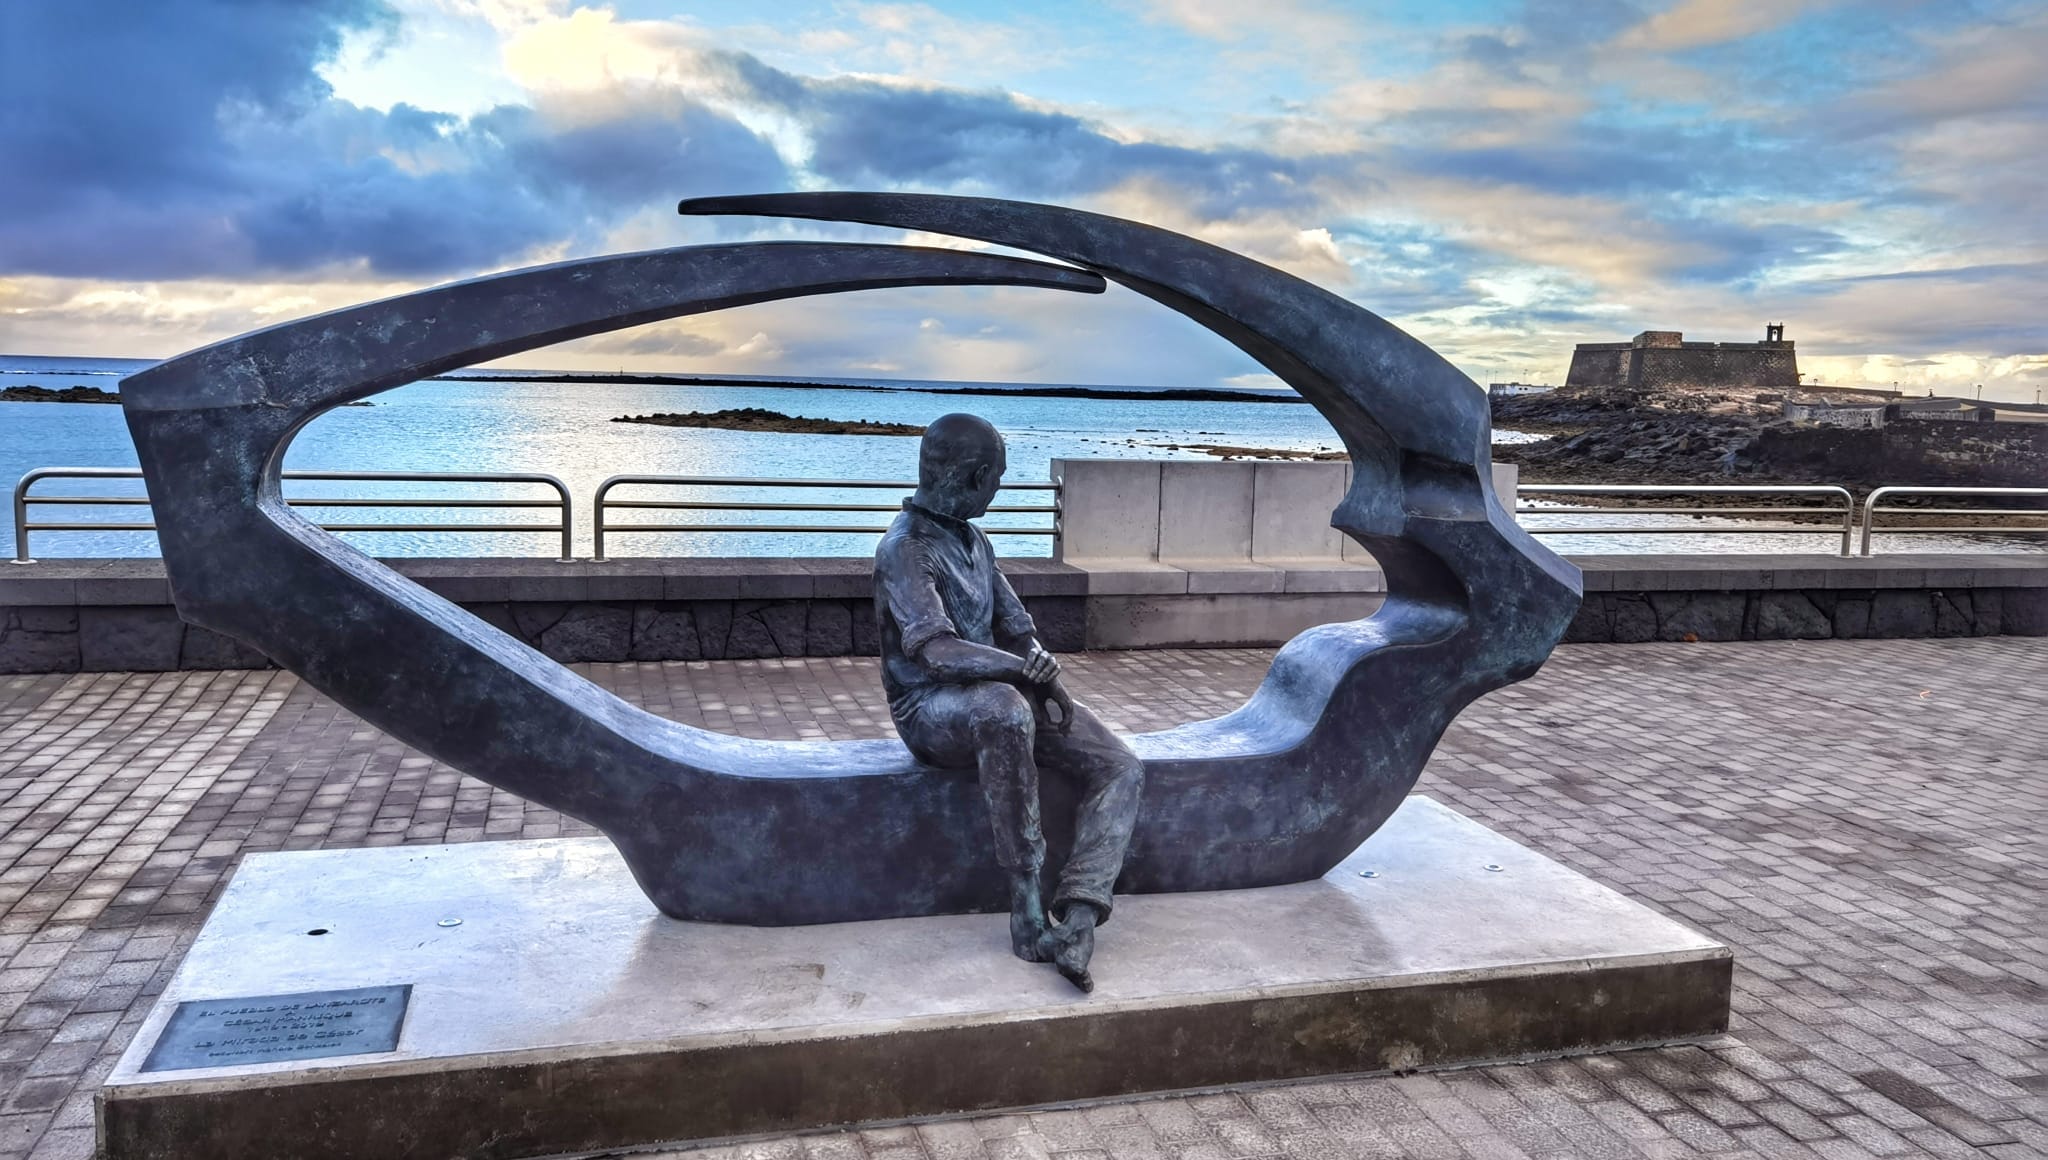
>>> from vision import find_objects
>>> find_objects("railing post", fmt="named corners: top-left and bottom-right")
top-left (1860, 487), bottom-right (1887, 556)
top-left (535, 473), bottom-right (574, 563)
top-left (592, 477), bottom-right (616, 562)
top-left (1050, 478), bottom-right (1064, 559)
top-left (11, 470), bottom-right (33, 564)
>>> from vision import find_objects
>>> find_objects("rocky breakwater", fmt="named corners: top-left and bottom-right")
top-left (1490, 385), bottom-right (1773, 485)
top-left (612, 408), bottom-right (922, 435)
top-left (1, 384), bottom-right (372, 407)
top-left (1490, 384), bottom-right (2048, 494)
top-left (0, 385), bottom-right (119, 403)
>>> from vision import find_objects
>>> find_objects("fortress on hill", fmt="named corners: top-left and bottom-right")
top-left (1567, 325), bottom-right (1798, 391)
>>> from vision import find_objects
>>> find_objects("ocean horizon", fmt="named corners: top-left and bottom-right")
top-left (6, 355), bottom-right (2036, 560)
top-left (2, 353), bottom-right (1363, 559)
top-left (0, 354), bottom-right (1306, 400)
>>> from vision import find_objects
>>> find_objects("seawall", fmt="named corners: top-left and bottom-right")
top-left (2, 554), bottom-right (2041, 674)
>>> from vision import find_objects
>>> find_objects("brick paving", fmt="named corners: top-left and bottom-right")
top-left (0, 639), bottom-right (2043, 1159)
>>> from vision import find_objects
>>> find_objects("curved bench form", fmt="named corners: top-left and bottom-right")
top-left (676, 193), bottom-right (1583, 898)
top-left (120, 207), bottom-right (1580, 926)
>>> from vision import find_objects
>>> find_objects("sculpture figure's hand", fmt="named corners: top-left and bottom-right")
top-left (1020, 643), bottom-right (1062, 685)
top-left (1040, 676), bottom-right (1075, 736)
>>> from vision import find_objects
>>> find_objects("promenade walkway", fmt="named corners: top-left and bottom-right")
top-left (0, 638), bottom-right (2042, 1159)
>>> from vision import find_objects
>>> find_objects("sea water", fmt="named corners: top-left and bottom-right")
top-left (3, 357), bottom-right (2035, 558)
top-left (2, 359), bottom-right (1358, 558)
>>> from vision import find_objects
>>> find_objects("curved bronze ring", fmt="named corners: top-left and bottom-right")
top-left (121, 199), bottom-right (1580, 924)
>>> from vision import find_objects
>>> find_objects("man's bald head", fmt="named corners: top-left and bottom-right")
top-left (915, 413), bottom-right (1008, 518)
top-left (918, 413), bottom-right (1005, 487)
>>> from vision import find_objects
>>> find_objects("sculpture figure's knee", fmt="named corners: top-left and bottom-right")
top-left (964, 683), bottom-right (1035, 744)
top-left (1110, 748), bottom-right (1145, 786)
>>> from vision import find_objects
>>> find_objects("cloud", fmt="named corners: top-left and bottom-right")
top-left (1827, 261), bottom-right (2048, 285)
top-left (1803, 9), bottom-right (2048, 279)
top-left (1781, 262), bottom-right (2048, 353)
top-left (1137, 0), bottom-right (1361, 47)
top-left (498, 11), bottom-right (1362, 223)
top-left (1131, 0), bottom-right (1369, 76)
top-left (574, 324), bottom-right (730, 358)
top-left (1839, 8), bottom-right (2048, 131)
top-left (782, 79), bottom-right (1352, 219)
top-left (3, 0), bottom-right (2043, 401)
top-left (1609, 0), bottom-right (1840, 54)
top-left (0, 0), bottom-right (788, 279)
top-left (805, 3), bottom-right (1068, 86)
top-left (0, 273), bottom-right (426, 358)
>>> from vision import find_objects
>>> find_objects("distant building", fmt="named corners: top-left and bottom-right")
top-left (1487, 382), bottom-right (1555, 398)
top-left (1801, 383), bottom-right (1903, 400)
top-left (1885, 397), bottom-right (2048, 424)
top-left (1567, 324), bottom-right (1798, 391)
top-left (1784, 399), bottom-right (1886, 429)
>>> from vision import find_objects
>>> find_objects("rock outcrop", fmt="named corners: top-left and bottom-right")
top-left (612, 408), bottom-right (922, 435)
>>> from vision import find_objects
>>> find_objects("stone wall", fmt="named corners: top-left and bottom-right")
top-left (0, 605), bottom-right (271, 673)
top-left (1566, 587), bottom-right (2043, 643)
top-left (1632, 344), bottom-right (1797, 391)
top-left (4, 554), bottom-right (2041, 673)
top-left (0, 596), bottom-right (1087, 673)
top-left (0, 558), bottom-right (1091, 674)
top-left (1749, 420), bottom-right (2048, 488)
top-left (1565, 343), bottom-right (1633, 388)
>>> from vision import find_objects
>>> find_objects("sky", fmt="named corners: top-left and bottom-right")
top-left (1, 0), bottom-right (2044, 400)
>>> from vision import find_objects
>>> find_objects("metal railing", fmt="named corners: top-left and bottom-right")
top-left (1859, 486), bottom-right (2048, 556)
top-left (592, 475), bottom-right (1059, 561)
top-left (12, 468), bottom-right (573, 564)
top-left (12, 467), bottom-right (2044, 561)
top-left (1516, 484), bottom-right (1859, 556)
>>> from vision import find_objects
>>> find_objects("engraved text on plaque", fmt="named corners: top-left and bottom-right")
top-left (140, 984), bottom-right (411, 1072)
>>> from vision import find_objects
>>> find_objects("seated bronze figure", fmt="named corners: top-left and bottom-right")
top-left (877, 414), bottom-right (1143, 991)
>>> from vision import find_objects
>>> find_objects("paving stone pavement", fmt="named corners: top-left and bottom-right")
top-left (0, 639), bottom-right (2043, 1160)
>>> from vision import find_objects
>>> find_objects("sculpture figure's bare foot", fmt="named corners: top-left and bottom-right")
top-left (1008, 871), bottom-right (1051, 963)
top-left (1050, 903), bottom-right (1099, 993)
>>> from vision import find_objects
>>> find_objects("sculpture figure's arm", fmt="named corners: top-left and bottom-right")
top-left (916, 636), bottom-right (1045, 687)
top-left (987, 559), bottom-right (1072, 729)
top-left (879, 537), bottom-right (1043, 688)
top-left (989, 562), bottom-right (1038, 656)
top-left (921, 631), bottom-right (1068, 730)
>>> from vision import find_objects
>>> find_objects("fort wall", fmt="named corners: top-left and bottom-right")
top-left (1565, 343), bottom-right (1632, 388)
top-left (1567, 329), bottom-right (1799, 391)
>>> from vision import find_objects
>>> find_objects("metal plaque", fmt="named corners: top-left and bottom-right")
top-left (140, 984), bottom-right (411, 1072)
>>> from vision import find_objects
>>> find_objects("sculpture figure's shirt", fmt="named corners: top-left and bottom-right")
top-left (874, 499), bottom-right (1037, 713)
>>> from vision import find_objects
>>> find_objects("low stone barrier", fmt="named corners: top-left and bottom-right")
top-left (0, 553), bottom-right (2040, 673)
top-left (0, 559), bottom-right (1081, 674)
top-left (1567, 555), bottom-right (2045, 642)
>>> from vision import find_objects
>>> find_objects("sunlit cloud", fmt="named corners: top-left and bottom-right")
top-left (0, 0), bottom-right (2041, 399)
top-left (1608, 0), bottom-right (1841, 54)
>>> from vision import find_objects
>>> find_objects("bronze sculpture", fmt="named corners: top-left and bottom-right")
top-left (116, 193), bottom-right (1581, 994)
top-left (877, 414), bottom-right (1143, 990)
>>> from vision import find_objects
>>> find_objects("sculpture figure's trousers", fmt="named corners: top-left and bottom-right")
top-left (895, 682), bottom-right (1145, 921)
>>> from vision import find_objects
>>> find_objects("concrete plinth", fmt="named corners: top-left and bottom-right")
top-left (99, 798), bottom-right (1731, 1160)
